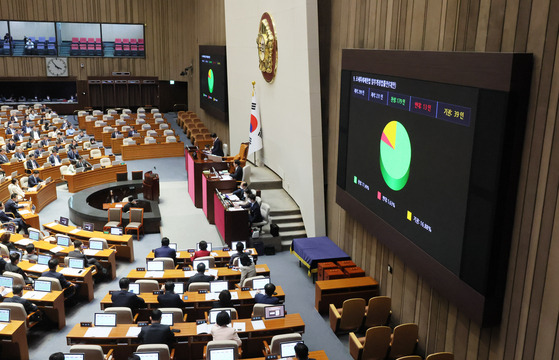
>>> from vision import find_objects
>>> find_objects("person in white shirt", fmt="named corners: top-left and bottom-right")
top-left (49, 149), bottom-right (62, 166)
top-left (210, 311), bottom-right (242, 346)
top-left (8, 178), bottom-right (25, 200)
top-left (67, 160), bottom-right (77, 174)
top-left (66, 124), bottom-right (75, 136)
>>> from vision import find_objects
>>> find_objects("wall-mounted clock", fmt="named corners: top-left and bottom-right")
top-left (256, 12), bottom-right (278, 83)
top-left (46, 57), bottom-right (69, 77)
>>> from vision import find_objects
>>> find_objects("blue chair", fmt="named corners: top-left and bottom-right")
top-left (36, 42), bottom-right (45, 55)
top-left (29, 37), bottom-right (35, 42)
top-left (38, 36), bottom-right (46, 43)
top-left (48, 37), bottom-right (55, 43)
top-left (48, 43), bottom-right (56, 55)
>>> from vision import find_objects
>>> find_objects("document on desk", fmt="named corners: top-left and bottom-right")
top-left (231, 292), bottom-right (239, 300)
top-left (126, 327), bottom-right (142, 337)
top-left (251, 320), bottom-right (266, 330)
top-left (210, 252), bottom-right (218, 257)
top-left (83, 249), bottom-right (99, 256)
top-left (184, 270), bottom-right (197, 277)
top-left (221, 175), bottom-right (234, 180)
top-left (19, 209), bottom-right (31, 215)
top-left (49, 246), bottom-right (65, 254)
top-left (144, 271), bottom-right (164, 278)
top-left (206, 269), bottom-right (218, 277)
top-left (45, 222), bottom-right (58, 227)
top-left (0, 287), bottom-right (11, 297)
top-left (23, 291), bottom-right (47, 300)
top-left (196, 323), bottom-right (211, 334)
top-left (85, 327), bottom-right (113, 337)
top-left (228, 194), bottom-right (239, 201)
top-left (70, 229), bottom-right (82, 234)
top-left (229, 207), bottom-right (246, 211)
top-left (232, 322), bottom-right (246, 332)
top-left (249, 290), bottom-right (259, 298)
top-left (0, 323), bottom-right (7, 331)
top-left (29, 264), bottom-right (49, 272)
top-left (228, 251), bottom-right (237, 256)
top-left (205, 293), bottom-right (219, 301)
top-left (176, 252), bottom-right (182, 258)
top-left (60, 268), bottom-right (84, 276)
top-left (16, 238), bottom-right (35, 246)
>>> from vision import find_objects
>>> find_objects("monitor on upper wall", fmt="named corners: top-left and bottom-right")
top-left (199, 45), bottom-right (228, 122)
top-left (336, 49), bottom-right (533, 327)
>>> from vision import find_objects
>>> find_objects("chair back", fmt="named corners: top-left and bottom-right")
top-left (108, 208), bottom-right (122, 222)
top-left (211, 307), bottom-right (238, 320)
top-left (3, 271), bottom-right (25, 287)
top-left (242, 164), bottom-right (251, 185)
top-left (365, 296), bottom-right (392, 328)
top-left (105, 307), bottom-right (134, 324)
top-left (157, 257), bottom-right (175, 270)
top-left (38, 276), bottom-right (63, 291)
top-left (136, 344), bottom-right (170, 360)
top-left (100, 158), bottom-right (111, 167)
top-left (136, 279), bottom-right (159, 293)
top-left (0, 303), bottom-right (28, 329)
top-left (242, 275), bottom-right (265, 288)
top-left (270, 333), bottom-right (302, 355)
top-left (60, 165), bottom-right (70, 175)
top-left (425, 352), bottom-right (454, 360)
top-left (206, 340), bottom-right (239, 360)
top-left (21, 176), bottom-right (28, 188)
top-left (361, 326), bottom-right (392, 360)
top-left (0, 243), bottom-right (8, 256)
top-left (195, 256), bottom-right (215, 268)
top-left (188, 282), bottom-right (211, 292)
top-left (130, 208), bottom-right (144, 223)
top-left (252, 303), bottom-right (275, 317)
top-left (90, 149), bottom-right (102, 158)
top-left (159, 308), bottom-right (185, 323)
top-left (339, 298), bottom-right (366, 331)
top-left (166, 136), bottom-right (177, 143)
top-left (69, 345), bottom-right (105, 360)
top-left (89, 238), bottom-right (109, 250)
top-left (389, 323), bottom-right (419, 359)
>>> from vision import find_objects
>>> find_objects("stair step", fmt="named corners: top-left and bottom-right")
top-left (271, 214), bottom-right (303, 223)
top-left (270, 209), bottom-right (301, 216)
top-left (279, 230), bottom-right (307, 239)
top-left (276, 222), bottom-right (305, 232)
top-left (251, 180), bottom-right (283, 190)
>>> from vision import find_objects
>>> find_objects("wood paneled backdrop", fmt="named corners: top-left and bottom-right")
top-left (0, 0), bottom-right (229, 144)
top-left (322, 0), bottom-right (559, 359)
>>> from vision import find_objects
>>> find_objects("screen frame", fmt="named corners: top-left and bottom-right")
top-left (336, 49), bottom-right (533, 326)
top-left (199, 45), bottom-right (228, 122)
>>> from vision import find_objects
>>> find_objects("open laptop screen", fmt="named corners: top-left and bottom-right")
top-left (83, 223), bottom-right (94, 232)
top-left (69, 258), bottom-right (84, 269)
top-left (173, 282), bottom-right (184, 294)
top-left (196, 242), bottom-right (212, 251)
top-left (280, 341), bottom-right (303, 358)
top-left (160, 313), bottom-right (174, 326)
top-left (128, 283), bottom-right (140, 295)
top-left (0, 309), bottom-right (10, 322)
top-left (207, 348), bottom-right (235, 360)
top-left (56, 235), bottom-right (70, 247)
top-left (89, 240), bottom-right (104, 250)
top-left (208, 309), bottom-right (231, 324)
top-left (63, 354), bottom-right (84, 360)
top-left (231, 241), bottom-right (246, 251)
top-left (133, 353), bottom-right (159, 360)
top-left (147, 261), bottom-right (164, 271)
top-left (0, 276), bottom-right (14, 288)
top-left (110, 227), bottom-right (123, 235)
top-left (28, 229), bottom-right (40, 241)
top-left (59, 216), bottom-right (69, 226)
top-left (34, 280), bottom-right (52, 292)
top-left (210, 281), bottom-right (228, 293)
top-left (94, 313), bottom-right (116, 327)
top-left (37, 254), bottom-right (51, 265)
top-left (264, 305), bottom-right (286, 320)
top-left (252, 277), bottom-right (270, 290)
top-left (169, 243), bottom-right (178, 251)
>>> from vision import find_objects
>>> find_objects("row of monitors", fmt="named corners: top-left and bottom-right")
top-left (57, 216), bottom-right (124, 236)
top-left (0, 278), bottom-right (52, 294)
top-left (157, 241), bottom-right (251, 253)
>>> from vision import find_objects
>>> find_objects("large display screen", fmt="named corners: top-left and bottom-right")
top-left (336, 50), bottom-right (532, 326)
top-left (199, 45), bottom-right (228, 121)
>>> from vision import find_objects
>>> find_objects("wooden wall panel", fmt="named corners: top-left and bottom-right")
top-left (322, 0), bottom-right (559, 359)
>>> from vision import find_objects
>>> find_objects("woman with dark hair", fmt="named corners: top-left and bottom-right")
top-left (210, 311), bottom-right (242, 346)
top-left (0, 232), bottom-right (16, 252)
top-left (238, 253), bottom-right (256, 285)
top-left (213, 289), bottom-right (234, 308)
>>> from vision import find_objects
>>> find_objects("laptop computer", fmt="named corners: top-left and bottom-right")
top-left (207, 348), bottom-right (235, 360)
top-left (0, 308), bottom-right (10, 322)
top-left (252, 277), bottom-right (270, 290)
top-left (56, 235), bottom-right (70, 247)
top-left (196, 242), bottom-right (212, 251)
top-left (59, 216), bottom-right (69, 226)
top-left (89, 240), bottom-right (104, 250)
top-left (94, 313), bottom-right (117, 327)
top-left (192, 259), bottom-right (210, 270)
top-left (110, 227), bottom-right (123, 236)
top-left (208, 309), bottom-right (232, 324)
top-left (231, 241), bottom-right (247, 251)
top-left (128, 283), bottom-right (140, 295)
top-left (264, 305), bottom-right (286, 320)
top-left (83, 222), bottom-right (94, 232)
top-left (160, 313), bottom-right (174, 326)
top-left (0, 276), bottom-right (13, 289)
top-left (210, 281), bottom-right (229, 293)
top-left (173, 282), bottom-right (184, 294)
top-left (9, 250), bottom-right (22, 259)
top-left (28, 229), bottom-right (40, 241)
top-left (133, 353), bottom-right (159, 360)
top-left (147, 261), bottom-right (164, 271)
top-left (4, 223), bottom-right (15, 233)
top-left (34, 280), bottom-right (52, 292)
top-left (169, 243), bottom-right (178, 251)
top-left (280, 341), bottom-right (303, 359)
top-left (68, 258), bottom-right (84, 269)
top-left (37, 254), bottom-right (51, 265)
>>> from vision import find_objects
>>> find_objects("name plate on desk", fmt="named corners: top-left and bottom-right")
top-left (266, 356), bottom-right (279, 360)
top-left (183, 295), bottom-right (188, 300)
top-left (251, 316), bottom-right (262, 321)
top-left (136, 267), bottom-right (145, 271)
top-left (223, 248), bottom-right (230, 251)
top-left (152, 290), bottom-right (163, 295)
top-left (196, 320), bottom-right (206, 325)
top-left (137, 322), bottom-right (149, 327)
top-left (81, 322), bottom-right (92, 327)
top-left (241, 287), bottom-right (250, 291)
top-left (198, 290), bottom-right (208, 294)
top-left (188, 249), bottom-right (195, 253)
top-left (29, 259), bottom-right (37, 264)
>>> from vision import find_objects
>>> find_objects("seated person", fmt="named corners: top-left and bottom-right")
top-left (157, 281), bottom-right (185, 308)
top-left (66, 124), bottom-right (76, 136)
top-left (6, 138), bottom-right (16, 152)
top-left (231, 181), bottom-right (249, 201)
top-left (4, 284), bottom-right (40, 319)
top-left (186, 262), bottom-right (215, 289)
top-left (39, 135), bottom-right (49, 148)
top-left (154, 237), bottom-right (176, 262)
top-left (242, 194), bottom-right (263, 225)
top-left (22, 243), bottom-right (38, 262)
top-left (42, 258), bottom-right (76, 297)
top-left (75, 130), bottom-right (87, 141)
top-left (75, 156), bottom-right (92, 170)
top-left (230, 159), bottom-right (243, 181)
top-left (191, 240), bottom-right (211, 260)
top-left (111, 130), bottom-right (122, 138)
top-left (238, 253), bottom-right (257, 285)
top-left (254, 283), bottom-right (280, 304)
top-left (0, 201), bottom-right (29, 235)
top-left (27, 170), bottom-right (43, 187)
top-left (48, 149), bottom-right (62, 166)
top-left (68, 240), bottom-right (107, 279)
top-left (23, 138), bottom-right (34, 150)
top-left (122, 196), bottom-right (139, 213)
top-left (210, 311), bottom-right (242, 346)
top-left (294, 343), bottom-right (315, 360)
top-left (1, 232), bottom-right (17, 252)
top-left (229, 241), bottom-right (246, 266)
top-left (29, 126), bottom-right (41, 140)
top-left (67, 147), bottom-right (79, 160)
top-left (5, 252), bottom-right (32, 285)
top-left (13, 147), bottom-right (25, 161)
top-left (25, 155), bottom-right (40, 171)
top-left (5, 193), bottom-right (22, 218)
top-left (111, 278), bottom-right (146, 311)
top-left (67, 160), bottom-right (78, 174)
top-left (0, 149), bottom-right (9, 164)
top-left (213, 289), bottom-right (234, 309)
top-left (138, 309), bottom-right (175, 345)
top-left (49, 353), bottom-right (64, 360)
top-left (128, 127), bottom-right (139, 137)
top-left (210, 133), bottom-right (224, 157)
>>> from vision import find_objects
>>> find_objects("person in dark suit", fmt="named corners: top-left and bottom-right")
top-left (41, 259), bottom-right (76, 297)
top-left (49, 353), bottom-right (64, 360)
top-left (122, 196), bottom-right (139, 213)
top-left (5, 253), bottom-right (32, 284)
top-left (76, 156), bottom-right (92, 170)
top-left (13, 148), bottom-right (25, 161)
top-left (48, 149), bottom-right (62, 166)
top-left (157, 282), bottom-right (185, 308)
top-left (27, 171), bottom-right (43, 187)
top-left (39, 135), bottom-right (49, 148)
top-left (213, 289), bottom-right (234, 309)
top-left (230, 159), bottom-right (243, 181)
top-left (210, 133), bottom-right (224, 156)
top-left (0, 201), bottom-right (28, 235)
top-left (5, 193), bottom-right (22, 218)
top-left (186, 263), bottom-right (215, 289)
top-left (67, 147), bottom-right (79, 160)
top-left (154, 237), bottom-right (176, 262)
top-left (294, 343), bottom-right (315, 360)
top-left (4, 124), bottom-right (14, 136)
top-left (26, 154), bottom-right (39, 171)
top-left (111, 130), bottom-right (122, 139)
top-left (0, 149), bottom-right (9, 164)
top-left (6, 139), bottom-right (16, 152)
top-left (4, 284), bottom-right (39, 315)
top-left (128, 127), bottom-right (139, 137)
top-left (231, 182), bottom-right (248, 201)
top-left (110, 278), bottom-right (146, 311)
top-left (242, 194), bottom-right (263, 225)
top-left (29, 126), bottom-right (41, 140)
top-left (13, 129), bottom-right (24, 142)
top-left (254, 283), bottom-right (280, 304)
top-left (68, 240), bottom-right (106, 279)
top-left (138, 309), bottom-right (175, 345)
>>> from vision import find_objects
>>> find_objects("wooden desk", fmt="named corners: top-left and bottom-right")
top-left (121, 142), bottom-right (184, 161)
top-left (0, 161), bottom-right (25, 176)
top-left (35, 155), bottom-right (116, 183)
top-left (0, 321), bottom-right (28, 360)
top-left (214, 193), bottom-right (250, 246)
top-left (314, 277), bottom-right (379, 314)
top-left (125, 264), bottom-right (270, 288)
top-left (99, 286), bottom-right (285, 320)
top-left (186, 150), bottom-right (228, 208)
top-left (42, 222), bottom-right (135, 262)
top-left (245, 350), bottom-right (329, 360)
top-left (19, 260), bottom-right (95, 301)
top-left (17, 201), bottom-right (40, 229)
top-left (64, 164), bottom-right (128, 193)
top-left (110, 138), bottom-right (124, 154)
top-left (145, 248), bottom-right (259, 267)
top-left (26, 180), bottom-right (57, 212)
top-left (202, 175), bottom-right (236, 224)
top-left (66, 313), bottom-right (305, 359)
top-left (4, 289), bottom-right (66, 329)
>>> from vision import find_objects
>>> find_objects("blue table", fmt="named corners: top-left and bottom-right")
top-left (291, 236), bottom-right (351, 277)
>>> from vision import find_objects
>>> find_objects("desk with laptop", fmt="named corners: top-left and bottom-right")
top-left (0, 312), bottom-right (28, 360)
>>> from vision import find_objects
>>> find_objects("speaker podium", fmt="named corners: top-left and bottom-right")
top-left (143, 171), bottom-right (160, 201)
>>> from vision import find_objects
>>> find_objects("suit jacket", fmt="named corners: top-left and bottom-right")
top-left (6, 142), bottom-right (16, 151)
top-left (186, 272), bottom-right (215, 289)
top-left (5, 128), bottom-right (13, 135)
top-left (14, 152), bottom-right (25, 161)
top-left (0, 154), bottom-right (9, 164)
top-left (49, 154), bottom-right (61, 165)
top-left (231, 166), bottom-right (243, 181)
top-left (29, 130), bottom-right (40, 140)
top-left (67, 151), bottom-right (79, 160)
top-left (157, 292), bottom-right (185, 308)
top-left (5, 263), bottom-right (32, 284)
top-left (254, 293), bottom-right (280, 304)
top-left (41, 270), bottom-right (72, 288)
top-left (210, 324), bottom-right (242, 346)
top-left (0, 210), bottom-right (14, 223)
top-left (4, 295), bottom-right (38, 315)
top-left (5, 199), bottom-right (21, 218)
top-left (211, 138), bottom-right (224, 156)
top-left (13, 134), bottom-right (23, 142)
top-left (27, 175), bottom-right (42, 187)
top-left (243, 201), bottom-right (263, 224)
top-left (111, 132), bottom-right (121, 138)
top-left (138, 323), bottom-right (175, 345)
top-left (26, 159), bottom-right (39, 170)
top-left (128, 130), bottom-right (138, 137)
top-left (232, 188), bottom-right (246, 201)
top-left (110, 290), bottom-right (146, 310)
top-left (39, 139), bottom-right (49, 147)
top-left (154, 246), bottom-right (176, 261)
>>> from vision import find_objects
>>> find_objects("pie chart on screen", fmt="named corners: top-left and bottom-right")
top-left (380, 121), bottom-right (411, 191)
top-left (208, 69), bottom-right (214, 93)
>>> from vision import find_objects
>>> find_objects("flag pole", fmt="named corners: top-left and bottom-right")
top-left (252, 81), bottom-right (257, 166)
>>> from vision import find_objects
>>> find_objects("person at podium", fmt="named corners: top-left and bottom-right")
top-left (210, 133), bottom-right (224, 157)
top-left (230, 159), bottom-right (243, 181)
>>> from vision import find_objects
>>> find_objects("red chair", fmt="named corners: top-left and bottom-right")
top-left (70, 44), bottom-right (79, 55)
top-left (87, 44), bottom-right (95, 55)
top-left (130, 39), bottom-right (137, 44)
top-left (71, 37), bottom-right (79, 44)
top-left (115, 38), bottom-right (122, 44)
top-left (114, 44), bottom-right (123, 56)
top-left (80, 37), bottom-right (87, 44)
top-left (123, 44), bottom-right (130, 55)
top-left (79, 43), bottom-right (87, 55)
top-left (88, 37), bottom-right (94, 44)
top-left (95, 38), bottom-right (101, 44)
top-left (95, 44), bottom-right (102, 56)
top-left (138, 38), bottom-right (144, 45)
top-left (123, 38), bottom-right (129, 44)
top-left (131, 45), bottom-right (138, 55)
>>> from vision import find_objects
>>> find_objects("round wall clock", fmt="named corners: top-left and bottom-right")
top-left (46, 57), bottom-right (69, 77)
top-left (256, 12), bottom-right (278, 83)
